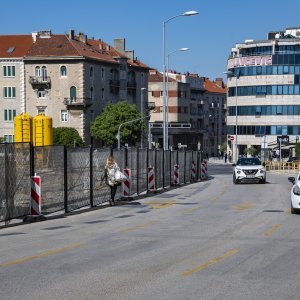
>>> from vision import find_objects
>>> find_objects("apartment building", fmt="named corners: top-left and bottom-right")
top-left (0, 30), bottom-right (149, 144)
top-left (226, 27), bottom-right (300, 160)
top-left (148, 70), bottom-right (226, 154)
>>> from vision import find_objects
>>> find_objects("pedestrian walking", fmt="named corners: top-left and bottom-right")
top-left (102, 155), bottom-right (122, 206)
top-left (224, 152), bottom-right (228, 163)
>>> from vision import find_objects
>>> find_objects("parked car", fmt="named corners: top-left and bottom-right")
top-left (288, 173), bottom-right (300, 214)
top-left (233, 157), bottom-right (266, 184)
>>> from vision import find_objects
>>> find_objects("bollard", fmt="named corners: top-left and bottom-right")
top-left (201, 161), bottom-right (207, 180)
top-left (191, 161), bottom-right (197, 181)
top-left (122, 168), bottom-right (131, 197)
top-left (174, 164), bottom-right (179, 185)
top-left (147, 166), bottom-right (155, 191)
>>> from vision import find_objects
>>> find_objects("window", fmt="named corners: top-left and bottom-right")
top-left (35, 66), bottom-right (41, 77)
top-left (90, 87), bottom-right (93, 99)
top-left (42, 66), bottom-right (47, 80)
top-left (4, 109), bottom-right (16, 121)
top-left (60, 66), bottom-right (67, 77)
top-left (90, 67), bottom-right (93, 77)
top-left (101, 68), bottom-right (105, 79)
top-left (3, 66), bottom-right (15, 77)
top-left (4, 135), bottom-right (14, 143)
top-left (37, 88), bottom-right (46, 98)
top-left (101, 88), bottom-right (104, 99)
top-left (37, 109), bottom-right (45, 115)
top-left (61, 110), bottom-right (68, 122)
top-left (70, 86), bottom-right (77, 99)
top-left (3, 87), bottom-right (16, 98)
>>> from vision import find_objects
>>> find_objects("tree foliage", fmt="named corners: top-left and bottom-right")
top-left (91, 100), bottom-right (145, 146)
top-left (53, 127), bottom-right (84, 148)
top-left (295, 143), bottom-right (300, 156)
top-left (0, 137), bottom-right (3, 143)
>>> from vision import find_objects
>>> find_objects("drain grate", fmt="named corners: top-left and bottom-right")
top-left (0, 232), bottom-right (25, 236)
top-left (115, 215), bottom-right (133, 218)
top-left (84, 220), bottom-right (107, 224)
top-left (263, 210), bottom-right (284, 213)
top-left (43, 226), bottom-right (71, 230)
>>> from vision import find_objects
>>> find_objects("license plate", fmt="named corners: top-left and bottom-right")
top-left (246, 175), bottom-right (255, 178)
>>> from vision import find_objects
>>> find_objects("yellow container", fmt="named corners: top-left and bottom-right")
top-left (14, 113), bottom-right (33, 143)
top-left (33, 114), bottom-right (53, 146)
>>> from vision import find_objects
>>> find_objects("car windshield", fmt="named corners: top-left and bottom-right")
top-left (236, 158), bottom-right (262, 166)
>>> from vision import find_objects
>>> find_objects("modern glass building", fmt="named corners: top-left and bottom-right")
top-left (226, 27), bottom-right (300, 161)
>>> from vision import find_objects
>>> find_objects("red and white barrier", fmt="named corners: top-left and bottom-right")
top-left (191, 161), bottom-right (197, 181)
top-left (201, 161), bottom-right (207, 179)
top-left (174, 164), bottom-right (179, 185)
top-left (122, 168), bottom-right (131, 197)
top-left (147, 166), bottom-right (155, 191)
top-left (31, 176), bottom-right (41, 216)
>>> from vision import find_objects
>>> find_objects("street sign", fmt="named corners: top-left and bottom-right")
top-left (277, 135), bottom-right (289, 145)
top-left (229, 135), bottom-right (235, 141)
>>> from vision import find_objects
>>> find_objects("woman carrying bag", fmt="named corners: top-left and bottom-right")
top-left (102, 156), bottom-right (126, 206)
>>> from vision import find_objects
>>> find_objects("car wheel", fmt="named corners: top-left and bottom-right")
top-left (233, 174), bottom-right (237, 184)
top-left (260, 178), bottom-right (266, 184)
top-left (291, 202), bottom-right (296, 214)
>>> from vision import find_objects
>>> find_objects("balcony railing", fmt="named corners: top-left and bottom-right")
top-left (29, 76), bottom-right (51, 88)
top-left (63, 97), bottom-right (92, 108)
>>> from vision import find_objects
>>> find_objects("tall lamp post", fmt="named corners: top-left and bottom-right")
top-left (166, 48), bottom-right (189, 149)
top-left (140, 87), bottom-right (147, 148)
top-left (163, 10), bottom-right (198, 150)
top-left (224, 70), bottom-right (239, 162)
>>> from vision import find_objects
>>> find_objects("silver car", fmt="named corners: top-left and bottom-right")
top-left (233, 157), bottom-right (266, 184)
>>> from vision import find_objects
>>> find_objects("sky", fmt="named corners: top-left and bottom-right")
top-left (2, 0), bottom-right (300, 81)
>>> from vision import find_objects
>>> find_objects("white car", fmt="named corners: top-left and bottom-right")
top-left (233, 157), bottom-right (266, 184)
top-left (288, 174), bottom-right (300, 214)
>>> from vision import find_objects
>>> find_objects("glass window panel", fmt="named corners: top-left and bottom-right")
top-left (295, 66), bottom-right (300, 74)
top-left (272, 86), bottom-right (277, 95)
top-left (278, 55), bottom-right (284, 64)
top-left (3, 66), bottom-right (7, 76)
top-left (272, 55), bottom-right (278, 65)
top-left (283, 66), bottom-right (289, 74)
top-left (266, 86), bottom-right (272, 95)
top-left (276, 126), bottom-right (282, 135)
top-left (288, 106), bottom-right (294, 115)
top-left (284, 55), bottom-right (289, 64)
top-left (278, 85), bottom-right (283, 95)
top-left (283, 85), bottom-right (288, 94)
top-left (257, 66), bottom-right (262, 75)
top-left (271, 106), bottom-right (277, 115)
top-left (12, 66), bottom-right (15, 76)
top-left (261, 106), bottom-right (267, 115)
top-left (295, 55), bottom-right (300, 65)
top-left (290, 55), bottom-right (295, 64)
top-left (253, 67), bottom-right (257, 76)
top-left (282, 126), bottom-right (288, 135)
top-left (7, 67), bottom-right (11, 76)
top-left (295, 75), bottom-right (300, 84)
top-left (278, 66), bottom-right (283, 74)
top-left (272, 66), bottom-right (278, 75)
top-left (267, 66), bottom-right (272, 75)
top-left (4, 110), bottom-right (7, 121)
top-left (289, 66), bottom-right (295, 74)
top-left (294, 106), bottom-right (299, 115)
top-left (295, 85), bottom-right (300, 94)
top-left (262, 66), bottom-right (266, 75)
top-left (248, 67), bottom-right (253, 76)
top-left (282, 106), bottom-right (288, 115)
top-left (289, 85), bottom-right (294, 94)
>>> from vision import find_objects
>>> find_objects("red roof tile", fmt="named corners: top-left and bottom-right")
top-left (0, 35), bottom-right (33, 58)
top-left (203, 78), bottom-right (227, 94)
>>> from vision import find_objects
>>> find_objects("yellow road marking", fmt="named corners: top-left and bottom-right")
top-left (145, 200), bottom-right (177, 209)
top-left (0, 243), bottom-right (84, 267)
top-left (184, 206), bottom-right (201, 214)
top-left (264, 224), bottom-right (282, 237)
top-left (211, 197), bottom-right (218, 204)
top-left (232, 202), bottom-right (252, 212)
top-left (182, 248), bottom-right (240, 276)
top-left (121, 220), bottom-right (157, 234)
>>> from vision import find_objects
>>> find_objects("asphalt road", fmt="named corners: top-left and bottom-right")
top-left (0, 163), bottom-right (298, 300)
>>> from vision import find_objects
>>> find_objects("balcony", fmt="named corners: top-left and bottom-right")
top-left (63, 97), bottom-right (92, 108)
top-left (29, 76), bottom-right (51, 88)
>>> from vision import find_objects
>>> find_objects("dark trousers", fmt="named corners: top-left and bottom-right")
top-left (110, 185), bottom-right (118, 201)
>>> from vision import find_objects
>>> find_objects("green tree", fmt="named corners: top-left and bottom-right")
top-left (53, 127), bottom-right (83, 148)
top-left (91, 100), bottom-right (145, 146)
top-left (220, 141), bottom-right (227, 153)
top-left (295, 143), bottom-right (300, 156)
top-left (244, 146), bottom-right (257, 157)
top-left (0, 137), bottom-right (3, 143)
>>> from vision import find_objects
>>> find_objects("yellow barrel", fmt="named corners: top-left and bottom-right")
top-left (33, 114), bottom-right (53, 146)
top-left (14, 113), bottom-right (33, 143)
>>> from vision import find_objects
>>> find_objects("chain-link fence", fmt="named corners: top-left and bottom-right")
top-left (1, 144), bottom-right (203, 222)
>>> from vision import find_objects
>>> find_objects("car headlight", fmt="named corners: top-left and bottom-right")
top-left (293, 185), bottom-right (300, 196)
top-left (236, 168), bottom-right (241, 174)
top-left (259, 169), bottom-right (264, 174)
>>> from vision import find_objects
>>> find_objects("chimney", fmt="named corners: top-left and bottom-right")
top-left (215, 78), bottom-right (224, 88)
top-left (69, 29), bottom-right (75, 40)
top-left (32, 32), bottom-right (39, 42)
top-left (79, 32), bottom-right (87, 44)
top-left (114, 38), bottom-right (125, 53)
top-left (125, 50), bottom-right (134, 61)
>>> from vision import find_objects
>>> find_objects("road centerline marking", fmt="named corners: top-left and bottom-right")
top-left (264, 224), bottom-right (282, 237)
top-left (0, 242), bottom-right (84, 267)
top-left (120, 220), bottom-right (157, 234)
top-left (182, 248), bottom-right (240, 276)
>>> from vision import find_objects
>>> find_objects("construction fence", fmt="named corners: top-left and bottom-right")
top-left (0, 143), bottom-right (203, 222)
top-left (264, 161), bottom-right (300, 174)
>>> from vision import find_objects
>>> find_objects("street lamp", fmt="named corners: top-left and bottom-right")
top-left (224, 70), bottom-right (239, 162)
top-left (140, 87), bottom-right (147, 148)
top-left (162, 10), bottom-right (198, 150)
top-left (166, 47), bottom-right (189, 149)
